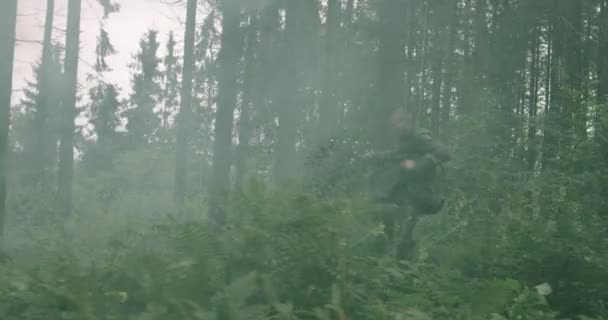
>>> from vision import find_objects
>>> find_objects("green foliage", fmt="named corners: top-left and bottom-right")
top-left (123, 29), bottom-right (163, 145)
top-left (3, 167), bottom-right (599, 319)
top-left (4, 1), bottom-right (608, 320)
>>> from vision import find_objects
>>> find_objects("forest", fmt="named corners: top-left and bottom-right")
top-left (1, 0), bottom-right (608, 319)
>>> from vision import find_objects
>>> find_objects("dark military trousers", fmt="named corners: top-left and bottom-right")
top-left (374, 180), bottom-right (444, 258)
top-left (387, 180), bottom-right (444, 215)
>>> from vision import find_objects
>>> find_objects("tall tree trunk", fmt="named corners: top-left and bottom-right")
top-left (459, 0), bottom-right (474, 114)
top-left (542, 1), bottom-right (563, 169)
top-left (274, 0), bottom-right (320, 182)
top-left (598, 0), bottom-right (608, 227)
top-left (57, 0), bottom-right (82, 216)
top-left (545, 23), bottom-right (552, 116)
top-left (404, 1), bottom-right (418, 111)
top-left (318, 0), bottom-right (339, 140)
top-left (527, 23), bottom-right (540, 171)
top-left (430, 38), bottom-right (442, 134)
top-left (430, 6), bottom-right (446, 134)
top-left (174, 0), bottom-right (197, 203)
top-left (581, 2), bottom-right (593, 106)
top-left (344, 0), bottom-right (355, 28)
top-left (274, 0), bottom-right (299, 182)
top-left (460, 0), bottom-right (488, 115)
top-left (252, 2), bottom-right (280, 149)
top-left (210, 0), bottom-right (242, 220)
top-left (472, 0), bottom-right (488, 80)
top-left (374, 0), bottom-right (406, 146)
top-left (0, 0), bottom-right (18, 240)
top-left (598, 0), bottom-right (607, 105)
top-left (35, 0), bottom-right (55, 181)
top-left (236, 14), bottom-right (258, 187)
top-left (563, 0), bottom-right (585, 143)
top-left (415, 2), bottom-right (429, 125)
top-left (441, 0), bottom-right (459, 126)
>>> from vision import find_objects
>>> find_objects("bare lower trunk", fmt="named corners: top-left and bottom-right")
top-left (57, 0), bottom-right (82, 216)
top-left (374, 0), bottom-right (406, 146)
top-left (598, 1), bottom-right (607, 104)
top-left (236, 14), bottom-right (258, 187)
top-left (174, 0), bottom-right (197, 203)
top-left (441, 0), bottom-right (458, 125)
top-left (0, 0), bottom-right (18, 239)
top-left (34, 0), bottom-right (55, 180)
top-left (318, 0), bottom-right (339, 140)
top-left (210, 0), bottom-right (242, 222)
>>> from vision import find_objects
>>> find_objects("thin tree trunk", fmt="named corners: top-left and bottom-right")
top-left (318, 0), bottom-right (339, 140)
top-left (35, 0), bottom-right (55, 180)
top-left (57, 0), bottom-right (82, 216)
top-left (210, 0), bottom-right (242, 219)
top-left (252, 3), bottom-right (279, 150)
top-left (598, 0), bottom-right (607, 105)
top-left (236, 14), bottom-right (258, 187)
top-left (545, 25), bottom-right (552, 114)
top-left (598, 0), bottom-right (608, 226)
top-left (174, 0), bottom-right (197, 203)
top-left (472, 0), bottom-right (488, 80)
top-left (581, 2), bottom-right (593, 106)
top-left (542, 1), bottom-right (563, 169)
top-left (274, 0), bottom-right (302, 182)
top-left (374, 0), bottom-right (406, 146)
top-left (162, 34), bottom-right (175, 131)
top-left (0, 0), bottom-right (18, 239)
top-left (527, 23), bottom-right (540, 171)
top-left (563, 0), bottom-right (584, 142)
top-left (430, 23), bottom-right (443, 134)
top-left (415, 2), bottom-right (429, 125)
top-left (441, 0), bottom-right (459, 125)
top-left (404, 2), bottom-right (416, 112)
top-left (515, 42), bottom-right (528, 165)
top-left (344, 0), bottom-right (355, 28)
top-left (460, 0), bottom-right (474, 114)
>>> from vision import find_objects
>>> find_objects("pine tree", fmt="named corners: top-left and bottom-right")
top-left (58, 0), bottom-right (119, 215)
top-left (190, 10), bottom-right (219, 194)
top-left (34, 0), bottom-right (56, 180)
top-left (82, 27), bottom-right (120, 172)
top-left (93, 27), bottom-right (116, 73)
top-left (123, 29), bottom-right (163, 145)
top-left (96, 0), bottom-right (120, 18)
top-left (83, 83), bottom-right (120, 172)
top-left (160, 31), bottom-right (181, 144)
top-left (192, 11), bottom-right (218, 149)
top-left (12, 45), bottom-right (63, 169)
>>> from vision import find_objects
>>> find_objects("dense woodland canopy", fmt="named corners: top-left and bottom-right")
top-left (0, 0), bottom-right (608, 319)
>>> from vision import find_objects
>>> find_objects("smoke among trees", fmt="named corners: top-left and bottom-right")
top-left (0, 0), bottom-right (608, 319)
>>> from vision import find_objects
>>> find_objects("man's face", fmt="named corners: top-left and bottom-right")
top-left (390, 110), bottom-right (413, 135)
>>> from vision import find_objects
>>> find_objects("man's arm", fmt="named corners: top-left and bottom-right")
top-left (417, 129), bottom-right (451, 163)
top-left (400, 131), bottom-right (451, 172)
top-left (428, 141), bottom-right (451, 163)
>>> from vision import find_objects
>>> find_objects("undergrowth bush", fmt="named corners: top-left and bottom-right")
top-left (3, 117), bottom-right (608, 320)
top-left (0, 178), bottom-right (585, 320)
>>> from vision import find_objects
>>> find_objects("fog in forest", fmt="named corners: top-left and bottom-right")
top-left (1, 0), bottom-right (607, 319)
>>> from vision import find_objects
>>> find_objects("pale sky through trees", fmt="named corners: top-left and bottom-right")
top-left (13, 0), bottom-right (184, 103)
